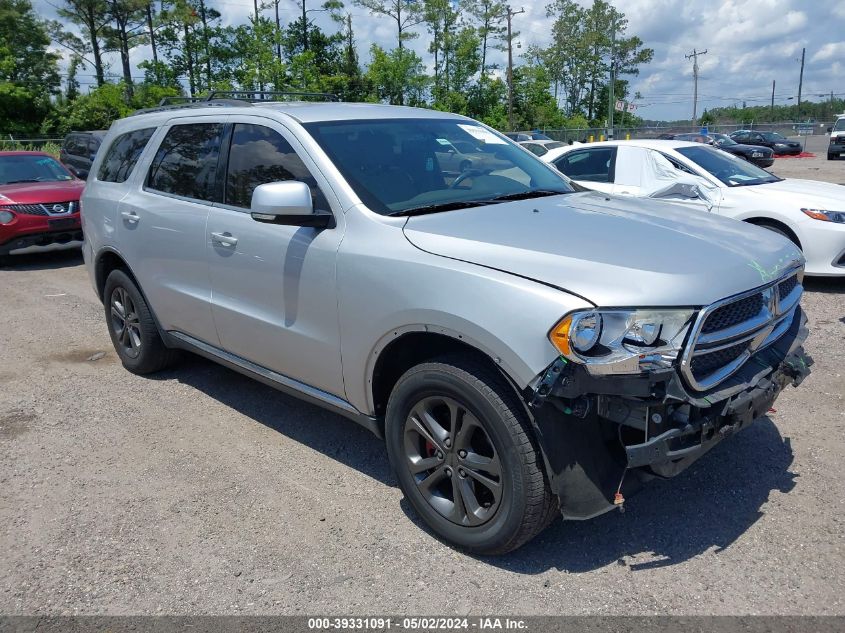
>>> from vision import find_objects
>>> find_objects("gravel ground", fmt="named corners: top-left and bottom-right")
top-left (1, 158), bottom-right (844, 616)
top-left (768, 135), bottom-right (845, 183)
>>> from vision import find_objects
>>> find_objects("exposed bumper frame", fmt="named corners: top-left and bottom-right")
top-left (527, 307), bottom-right (811, 520)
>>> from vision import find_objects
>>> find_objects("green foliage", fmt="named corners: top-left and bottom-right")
top-left (0, 0), bottom-right (61, 134)
top-left (366, 44), bottom-right (429, 106)
top-left (41, 81), bottom-right (181, 134)
top-left (3, 0), bottom-right (666, 134)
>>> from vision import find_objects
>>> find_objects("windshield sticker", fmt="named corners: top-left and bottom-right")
top-left (435, 138), bottom-right (452, 145)
top-left (457, 124), bottom-right (507, 144)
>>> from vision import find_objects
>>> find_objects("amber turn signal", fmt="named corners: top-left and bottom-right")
top-left (549, 315), bottom-right (573, 356)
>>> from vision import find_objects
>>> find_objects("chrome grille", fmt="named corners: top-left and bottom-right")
top-left (702, 294), bottom-right (763, 333)
top-left (8, 201), bottom-right (76, 216)
top-left (778, 274), bottom-right (798, 300)
top-left (681, 267), bottom-right (804, 391)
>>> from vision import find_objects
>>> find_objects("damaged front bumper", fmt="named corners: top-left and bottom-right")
top-left (527, 306), bottom-right (811, 521)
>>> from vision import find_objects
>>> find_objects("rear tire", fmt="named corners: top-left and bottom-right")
top-left (103, 269), bottom-right (177, 375)
top-left (385, 356), bottom-right (556, 555)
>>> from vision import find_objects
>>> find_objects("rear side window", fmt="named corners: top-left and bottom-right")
top-left (554, 148), bottom-right (617, 183)
top-left (224, 123), bottom-right (328, 211)
top-left (147, 123), bottom-right (224, 202)
top-left (98, 128), bottom-right (155, 183)
top-left (63, 135), bottom-right (85, 155)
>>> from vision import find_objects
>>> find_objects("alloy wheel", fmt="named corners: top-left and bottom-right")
top-left (110, 286), bottom-right (142, 359)
top-left (403, 396), bottom-right (503, 526)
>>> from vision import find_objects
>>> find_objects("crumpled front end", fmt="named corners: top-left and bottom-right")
top-left (527, 270), bottom-right (812, 521)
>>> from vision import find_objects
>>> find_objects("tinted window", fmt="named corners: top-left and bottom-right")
top-left (147, 123), bottom-right (223, 201)
top-left (225, 124), bottom-right (328, 211)
top-left (554, 148), bottom-right (616, 182)
top-left (523, 143), bottom-right (548, 156)
top-left (833, 119), bottom-right (845, 132)
top-left (98, 128), bottom-right (155, 183)
top-left (63, 135), bottom-right (86, 155)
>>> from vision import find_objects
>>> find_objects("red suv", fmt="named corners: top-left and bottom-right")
top-left (0, 151), bottom-right (85, 259)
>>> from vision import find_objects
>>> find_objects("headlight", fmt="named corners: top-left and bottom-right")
top-left (549, 308), bottom-right (695, 375)
top-left (0, 209), bottom-right (15, 224)
top-left (801, 208), bottom-right (845, 223)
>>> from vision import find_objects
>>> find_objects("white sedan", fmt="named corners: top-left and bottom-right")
top-left (543, 140), bottom-right (845, 276)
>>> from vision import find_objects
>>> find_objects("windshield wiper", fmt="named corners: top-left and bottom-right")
top-left (387, 199), bottom-right (500, 217)
top-left (3, 179), bottom-right (39, 184)
top-left (488, 189), bottom-right (571, 202)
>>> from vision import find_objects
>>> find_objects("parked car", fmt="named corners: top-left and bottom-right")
top-left (60, 130), bottom-right (107, 179)
top-left (827, 114), bottom-right (845, 160)
top-left (519, 139), bottom-right (566, 157)
top-left (729, 130), bottom-right (801, 155)
top-left (547, 140), bottom-right (845, 275)
top-left (664, 132), bottom-right (774, 168)
top-left (82, 100), bottom-right (810, 554)
top-left (708, 133), bottom-right (775, 167)
top-left (433, 138), bottom-right (511, 173)
top-left (0, 151), bottom-right (84, 259)
top-left (505, 131), bottom-right (553, 141)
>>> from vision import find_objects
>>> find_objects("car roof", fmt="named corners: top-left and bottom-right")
top-left (120, 101), bottom-right (467, 128)
top-left (559, 139), bottom-right (703, 150)
top-left (0, 150), bottom-right (54, 157)
top-left (67, 130), bottom-right (107, 137)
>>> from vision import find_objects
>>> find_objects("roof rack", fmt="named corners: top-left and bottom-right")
top-left (130, 98), bottom-right (250, 116)
top-left (204, 90), bottom-right (340, 102)
top-left (129, 90), bottom-right (340, 117)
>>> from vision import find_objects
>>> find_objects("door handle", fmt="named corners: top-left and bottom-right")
top-left (120, 210), bottom-right (139, 224)
top-left (211, 232), bottom-right (238, 247)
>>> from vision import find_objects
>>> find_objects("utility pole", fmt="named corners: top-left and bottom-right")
top-left (796, 47), bottom-right (805, 122)
top-left (274, 0), bottom-right (282, 63)
top-left (505, 6), bottom-right (524, 132)
top-left (607, 24), bottom-right (616, 139)
top-left (685, 48), bottom-right (707, 128)
top-left (771, 79), bottom-right (776, 121)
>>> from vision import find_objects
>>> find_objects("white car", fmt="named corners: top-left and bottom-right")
top-left (543, 140), bottom-right (845, 276)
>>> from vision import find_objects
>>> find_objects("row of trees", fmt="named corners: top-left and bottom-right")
top-left (1, 0), bottom-right (656, 134)
top-left (698, 99), bottom-right (845, 126)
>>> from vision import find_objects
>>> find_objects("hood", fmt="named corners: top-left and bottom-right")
top-left (740, 178), bottom-right (845, 209)
top-left (403, 192), bottom-right (803, 307)
top-left (0, 180), bottom-right (85, 204)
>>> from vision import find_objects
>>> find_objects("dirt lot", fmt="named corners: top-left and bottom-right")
top-left (1, 155), bottom-right (844, 616)
top-left (769, 135), bottom-right (845, 183)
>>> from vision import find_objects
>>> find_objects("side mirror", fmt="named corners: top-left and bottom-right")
top-left (828, 127), bottom-right (833, 133)
top-left (250, 181), bottom-right (333, 228)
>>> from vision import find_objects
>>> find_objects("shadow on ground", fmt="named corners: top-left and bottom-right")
top-left (803, 276), bottom-right (845, 294)
top-left (0, 248), bottom-right (83, 271)
top-left (156, 353), bottom-right (797, 575)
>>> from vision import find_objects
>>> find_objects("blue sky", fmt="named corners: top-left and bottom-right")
top-left (34, 0), bottom-right (845, 122)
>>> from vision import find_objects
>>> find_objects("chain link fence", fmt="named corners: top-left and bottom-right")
top-left (534, 122), bottom-right (836, 143)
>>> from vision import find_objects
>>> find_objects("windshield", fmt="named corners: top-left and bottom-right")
top-left (0, 155), bottom-right (73, 185)
top-left (761, 131), bottom-right (786, 141)
top-left (833, 119), bottom-right (845, 132)
top-left (676, 145), bottom-right (780, 187)
top-left (304, 118), bottom-right (573, 215)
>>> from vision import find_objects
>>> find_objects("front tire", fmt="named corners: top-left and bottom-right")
top-left (385, 356), bottom-right (556, 554)
top-left (103, 269), bottom-right (177, 374)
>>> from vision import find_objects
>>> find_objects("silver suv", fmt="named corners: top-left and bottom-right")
top-left (82, 96), bottom-right (811, 554)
